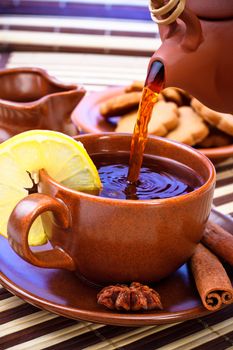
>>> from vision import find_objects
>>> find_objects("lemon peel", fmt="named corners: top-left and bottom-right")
top-left (0, 130), bottom-right (101, 245)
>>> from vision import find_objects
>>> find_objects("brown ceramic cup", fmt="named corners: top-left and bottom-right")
top-left (7, 133), bottom-right (216, 285)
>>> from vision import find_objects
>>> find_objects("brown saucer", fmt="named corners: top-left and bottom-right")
top-left (0, 209), bottom-right (232, 326)
top-left (72, 88), bottom-right (233, 164)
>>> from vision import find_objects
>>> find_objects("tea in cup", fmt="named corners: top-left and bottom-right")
top-left (8, 133), bottom-right (215, 285)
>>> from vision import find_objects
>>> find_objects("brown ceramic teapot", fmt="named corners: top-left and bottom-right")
top-left (149, 0), bottom-right (233, 113)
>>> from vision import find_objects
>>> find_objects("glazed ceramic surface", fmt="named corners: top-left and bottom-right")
top-left (2, 210), bottom-right (233, 326)
top-left (72, 88), bottom-right (233, 164)
top-left (0, 67), bottom-right (85, 142)
top-left (8, 133), bottom-right (215, 285)
top-left (186, 0), bottom-right (233, 19)
top-left (149, 1), bottom-right (233, 113)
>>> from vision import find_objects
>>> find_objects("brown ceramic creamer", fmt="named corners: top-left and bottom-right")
top-left (149, 0), bottom-right (233, 113)
top-left (0, 67), bottom-right (85, 142)
top-left (7, 133), bottom-right (215, 285)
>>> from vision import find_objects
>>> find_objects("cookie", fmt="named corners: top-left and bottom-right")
top-left (100, 92), bottom-right (141, 118)
top-left (166, 106), bottom-right (209, 146)
top-left (196, 127), bottom-right (233, 148)
top-left (175, 88), bottom-right (191, 105)
top-left (125, 81), bottom-right (144, 93)
top-left (157, 93), bottom-right (166, 102)
top-left (116, 101), bottom-right (179, 136)
top-left (160, 87), bottom-right (191, 106)
top-left (148, 101), bottom-right (179, 136)
top-left (191, 98), bottom-right (233, 136)
top-left (160, 87), bottom-right (183, 106)
top-left (115, 110), bottom-right (138, 133)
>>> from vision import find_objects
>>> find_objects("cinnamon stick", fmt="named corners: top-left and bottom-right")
top-left (202, 221), bottom-right (233, 266)
top-left (190, 243), bottom-right (233, 311)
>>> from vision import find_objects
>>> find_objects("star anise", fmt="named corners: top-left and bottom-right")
top-left (97, 282), bottom-right (163, 311)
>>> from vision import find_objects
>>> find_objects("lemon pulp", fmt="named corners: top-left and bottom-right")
top-left (0, 130), bottom-right (101, 245)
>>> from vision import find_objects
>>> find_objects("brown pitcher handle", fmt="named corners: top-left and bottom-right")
top-left (7, 193), bottom-right (76, 270)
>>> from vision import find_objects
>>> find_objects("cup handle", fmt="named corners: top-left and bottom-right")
top-left (7, 193), bottom-right (76, 271)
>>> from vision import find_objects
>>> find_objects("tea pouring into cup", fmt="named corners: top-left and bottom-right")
top-left (8, 133), bottom-right (215, 285)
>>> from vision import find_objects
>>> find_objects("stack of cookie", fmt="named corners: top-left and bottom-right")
top-left (99, 82), bottom-right (233, 148)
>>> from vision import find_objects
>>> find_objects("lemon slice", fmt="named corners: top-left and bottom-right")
top-left (0, 130), bottom-right (101, 245)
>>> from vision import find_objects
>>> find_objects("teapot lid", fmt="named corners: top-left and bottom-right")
top-left (187, 0), bottom-right (233, 19)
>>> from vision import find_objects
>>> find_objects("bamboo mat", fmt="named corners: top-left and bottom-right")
top-left (0, 1), bottom-right (157, 59)
top-left (5, 51), bottom-right (150, 90)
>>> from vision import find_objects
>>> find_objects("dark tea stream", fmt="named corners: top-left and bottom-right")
top-left (92, 60), bottom-right (203, 200)
top-left (127, 60), bottom-right (165, 184)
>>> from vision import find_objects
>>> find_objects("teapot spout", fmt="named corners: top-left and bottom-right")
top-left (147, 54), bottom-right (218, 113)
